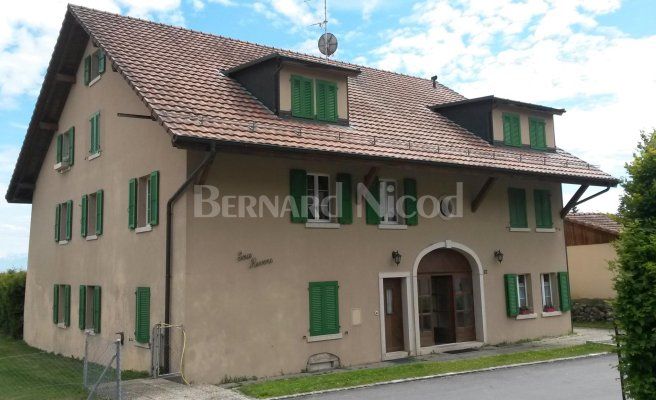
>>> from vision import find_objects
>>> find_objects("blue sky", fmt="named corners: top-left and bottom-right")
top-left (1, 0), bottom-right (655, 270)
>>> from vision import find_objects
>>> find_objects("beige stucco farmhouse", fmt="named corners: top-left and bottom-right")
top-left (6, 5), bottom-right (618, 383)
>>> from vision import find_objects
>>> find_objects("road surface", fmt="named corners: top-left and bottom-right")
top-left (299, 354), bottom-right (622, 400)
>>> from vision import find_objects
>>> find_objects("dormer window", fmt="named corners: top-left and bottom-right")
top-left (84, 49), bottom-right (106, 86)
top-left (291, 75), bottom-right (338, 122)
top-left (502, 113), bottom-right (521, 147)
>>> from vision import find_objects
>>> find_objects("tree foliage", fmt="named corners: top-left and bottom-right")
top-left (0, 269), bottom-right (26, 339)
top-left (614, 130), bottom-right (656, 399)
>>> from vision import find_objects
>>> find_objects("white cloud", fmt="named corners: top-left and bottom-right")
top-left (0, 146), bottom-right (31, 259)
top-left (0, 0), bottom-right (188, 109)
top-left (368, 0), bottom-right (656, 213)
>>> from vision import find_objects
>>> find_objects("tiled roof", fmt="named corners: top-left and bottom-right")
top-left (566, 213), bottom-right (622, 235)
top-left (6, 5), bottom-right (618, 203)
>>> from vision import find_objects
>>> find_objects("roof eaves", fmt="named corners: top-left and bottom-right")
top-left (431, 95), bottom-right (566, 115)
top-left (223, 52), bottom-right (361, 76)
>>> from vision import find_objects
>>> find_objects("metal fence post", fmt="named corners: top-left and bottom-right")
top-left (116, 339), bottom-right (122, 400)
top-left (83, 332), bottom-right (89, 389)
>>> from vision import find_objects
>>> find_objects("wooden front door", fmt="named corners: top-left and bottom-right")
top-left (383, 278), bottom-right (405, 353)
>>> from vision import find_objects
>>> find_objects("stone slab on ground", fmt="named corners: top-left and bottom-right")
top-left (121, 378), bottom-right (249, 400)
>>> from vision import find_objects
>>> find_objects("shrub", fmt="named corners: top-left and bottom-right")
top-left (0, 269), bottom-right (27, 339)
top-left (613, 130), bottom-right (656, 399)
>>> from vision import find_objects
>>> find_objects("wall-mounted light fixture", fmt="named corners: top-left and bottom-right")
top-left (392, 251), bottom-right (402, 266)
top-left (494, 250), bottom-right (504, 263)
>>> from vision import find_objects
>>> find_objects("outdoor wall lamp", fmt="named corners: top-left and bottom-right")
top-left (392, 250), bottom-right (402, 266)
top-left (494, 250), bottom-right (504, 263)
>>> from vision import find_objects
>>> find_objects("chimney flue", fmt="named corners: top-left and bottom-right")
top-left (430, 75), bottom-right (438, 88)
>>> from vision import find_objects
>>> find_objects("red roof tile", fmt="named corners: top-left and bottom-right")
top-left (566, 213), bottom-right (622, 235)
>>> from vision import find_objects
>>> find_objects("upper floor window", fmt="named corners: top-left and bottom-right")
top-left (502, 113), bottom-right (521, 147)
top-left (379, 179), bottom-right (398, 224)
top-left (128, 171), bottom-right (160, 232)
top-left (55, 200), bottom-right (73, 243)
top-left (89, 112), bottom-right (101, 157)
top-left (84, 49), bottom-right (106, 86)
top-left (533, 189), bottom-right (553, 229)
top-left (55, 128), bottom-right (75, 171)
top-left (507, 188), bottom-right (528, 229)
top-left (291, 75), bottom-right (338, 122)
top-left (307, 173), bottom-right (330, 222)
top-left (529, 118), bottom-right (547, 150)
top-left (81, 190), bottom-right (104, 239)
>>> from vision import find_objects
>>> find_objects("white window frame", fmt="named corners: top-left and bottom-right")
top-left (306, 173), bottom-right (331, 222)
top-left (516, 274), bottom-right (531, 310)
top-left (379, 179), bottom-right (398, 224)
top-left (540, 273), bottom-right (560, 309)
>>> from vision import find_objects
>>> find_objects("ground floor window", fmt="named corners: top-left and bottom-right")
top-left (308, 281), bottom-right (340, 337)
top-left (53, 284), bottom-right (71, 327)
top-left (79, 285), bottom-right (101, 333)
top-left (135, 287), bottom-right (151, 344)
top-left (517, 274), bottom-right (532, 313)
top-left (504, 273), bottom-right (534, 317)
top-left (541, 273), bottom-right (560, 312)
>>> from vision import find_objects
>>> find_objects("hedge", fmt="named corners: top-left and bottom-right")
top-left (0, 269), bottom-right (26, 339)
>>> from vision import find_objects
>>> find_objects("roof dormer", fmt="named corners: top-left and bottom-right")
top-left (224, 53), bottom-right (360, 125)
top-left (431, 96), bottom-right (565, 151)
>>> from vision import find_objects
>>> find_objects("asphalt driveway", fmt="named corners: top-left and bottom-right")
top-left (298, 354), bottom-right (622, 400)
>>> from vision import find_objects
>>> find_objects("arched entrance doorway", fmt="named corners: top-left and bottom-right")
top-left (417, 249), bottom-right (476, 346)
top-left (412, 241), bottom-right (487, 352)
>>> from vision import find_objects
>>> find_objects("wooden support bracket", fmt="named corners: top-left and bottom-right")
top-left (560, 185), bottom-right (589, 218)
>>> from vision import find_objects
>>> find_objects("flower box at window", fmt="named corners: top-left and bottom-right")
top-left (54, 128), bottom-right (75, 171)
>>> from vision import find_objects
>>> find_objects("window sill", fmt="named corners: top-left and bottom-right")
top-left (307, 333), bottom-right (343, 343)
top-left (135, 225), bottom-right (152, 234)
top-left (542, 311), bottom-right (563, 318)
top-left (516, 313), bottom-right (537, 320)
top-left (84, 329), bottom-right (96, 335)
top-left (58, 240), bottom-right (69, 245)
top-left (509, 227), bottom-right (530, 232)
top-left (85, 235), bottom-right (98, 241)
top-left (53, 162), bottom-right (71, 172)
top-left (305, 221), bottom-right (340, 229)
top-left (378, 224), bottom-right (408, 230)
top-left (536, 228), bottom-right (556, 233)
top-left (88, 75), bottom-right (102, 87)
top-left (134, 341), bottom-right (150, 349)
top-left (57, 323), bottom-right (67, 329)
top-left (88, 152), bottom-right (101, 161)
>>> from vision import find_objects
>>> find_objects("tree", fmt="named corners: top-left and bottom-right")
top-left (614, 130), bottom-right (656, 399)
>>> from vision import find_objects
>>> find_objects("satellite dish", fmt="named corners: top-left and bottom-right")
top-left (318, 33), bottom-right (338, 57)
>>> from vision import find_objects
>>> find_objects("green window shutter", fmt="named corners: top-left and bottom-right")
top-left (90, 113), bottom-right (100, 154)
top-left (503, 114), bottom-right (521, 147)
top-left (66, 200), bottom-right (73, 241)
top-left (149, 171), bottom-right (160, 226)
top-left (64, 285), bottom-right (71, 327)
top-left (365, 177), bottom-right (381, 225)
top-left (78, 285), bottom-right (86, 330)
top-left (291, 76), bottom-right (313, 119)
top-left (128, 178), bottom-right (137, 230)
top-left (558, 272), bottom-right (572, 312)
top-left (336, 173), bottom-right (352, 224)
top-left (504, 274), bottom-right (519, 317)
top-left (93, 286), bottom-right (101, 334)
top-left (96, 189), bottom-right (104, 235)
top-left (530, 119), bottom-right (546, 150)
top-left (56, 134), bottom-right (63, 163)
top-left (534, 189), bottom-right (553, 228)
top-left (97, 50), bottom-right (106, 74)
top-left (316, 80), bottom-right (327, 121)
top-left (289, 169), bottom-right (308, 223)
top-left (53, 284), bottom-right (59, 324)
top-left (84, 55), bottom-right (91, 85)
top-left (55, 204), bottom-right (61, 242)
top-left (325, 83), bottom-right (337, 122)
top-left (135, 287), bottom-right (151, 344)
top-left (81, 194), bottom-right (88, 238)
top-left (508, 188), bottom-right (528, 228)
top-left (67, 127), bottom-right (74, 166)
top-left (309, 281), bottom-right (339, 336)
top-left (403, 178), bottom-right (418, 226)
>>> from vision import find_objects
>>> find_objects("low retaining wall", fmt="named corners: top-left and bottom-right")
top-left (572, 298), bottom-right (614, 322)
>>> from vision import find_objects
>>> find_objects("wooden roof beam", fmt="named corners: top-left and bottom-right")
top-left (55, 73), bottom-right (76, 84)
top-left (471, 177), bottom-right (497, 213)
top-left (39, 122), bottom-right (59, 131)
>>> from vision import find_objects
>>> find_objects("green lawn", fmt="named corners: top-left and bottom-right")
top-left (239, 343), bottom-right (615, 399)
top-left (0, 334), bottom-right (148, 400)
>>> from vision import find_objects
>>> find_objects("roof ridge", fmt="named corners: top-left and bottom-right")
top-left (67, 3), bottom-right (462, 96)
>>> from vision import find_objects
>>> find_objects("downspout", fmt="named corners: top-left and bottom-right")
top-left (164, 142), bottom-right (217, 373)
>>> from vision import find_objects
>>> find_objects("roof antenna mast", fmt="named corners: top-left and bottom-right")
top-left (310, 0), bottom-right (338, 58)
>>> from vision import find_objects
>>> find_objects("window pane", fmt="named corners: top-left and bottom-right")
top-left (386, 288), bottom-right (393, 315)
